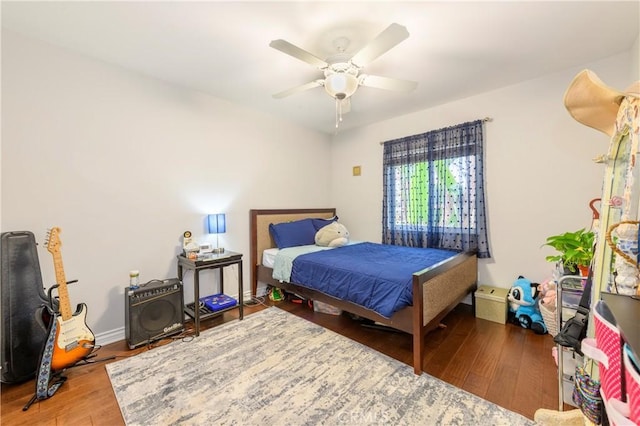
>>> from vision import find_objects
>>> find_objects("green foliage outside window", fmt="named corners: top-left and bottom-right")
top-left (402, 158), bottom-right (466, 228)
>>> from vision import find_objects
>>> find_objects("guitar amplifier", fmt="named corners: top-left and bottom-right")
top-left (125, 278), bottom-right (185, 349)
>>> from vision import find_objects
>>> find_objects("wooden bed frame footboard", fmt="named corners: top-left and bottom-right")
top-left (249, 208), bottom-right (478, 374)
top-left (411, 252), bottom-right (478, 374)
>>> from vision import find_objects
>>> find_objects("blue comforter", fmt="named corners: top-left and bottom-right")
top-left (290, 242), bottom-right (458, 318)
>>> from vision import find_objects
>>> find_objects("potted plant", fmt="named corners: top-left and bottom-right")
top-left (543, 228), bottom-right (595, 276)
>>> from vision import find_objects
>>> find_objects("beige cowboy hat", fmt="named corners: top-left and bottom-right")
top-left (564, 69), bottom-right (640, 136)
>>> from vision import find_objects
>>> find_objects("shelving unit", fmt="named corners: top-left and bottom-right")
top-left (556, 274), bottom-right (585, 409)
top-left (555, 71), bottom-right (640, 419)
top-left (176, 251), bottom-right (243, 336)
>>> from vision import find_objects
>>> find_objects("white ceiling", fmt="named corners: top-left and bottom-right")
top-left (2, 1), bottom-right (639, 135)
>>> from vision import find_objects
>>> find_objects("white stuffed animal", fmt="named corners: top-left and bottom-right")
top-left (315, 222), bottom-right (350, 247)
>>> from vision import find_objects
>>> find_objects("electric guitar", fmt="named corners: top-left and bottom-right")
top-left (45, 227), bottom-right (95, 371)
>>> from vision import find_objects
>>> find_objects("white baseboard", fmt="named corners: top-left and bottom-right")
top-left (96, 327), bottom-right (125, 346)
top-left (98, 289), bottom-right (472, 346)
top-left (97, 290), bottom-right (255, 347)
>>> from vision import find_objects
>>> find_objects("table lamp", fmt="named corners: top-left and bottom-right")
top-left (207, 213), bottom-right (226, 254)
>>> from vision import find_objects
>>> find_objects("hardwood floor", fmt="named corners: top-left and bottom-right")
top-left (1, 299), bottom-right (563, 425)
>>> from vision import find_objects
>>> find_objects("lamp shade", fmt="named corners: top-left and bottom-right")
top-left (207, 214), bottom-right (226, 234)
top-left (324, 73), bottom-right (358, 100)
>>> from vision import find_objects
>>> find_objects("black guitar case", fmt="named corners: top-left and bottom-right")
top-left (1, 231), bottom-right (56, 384)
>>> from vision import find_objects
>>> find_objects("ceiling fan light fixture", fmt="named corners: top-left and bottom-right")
top-left (324, 73), bottom-right (359, 100)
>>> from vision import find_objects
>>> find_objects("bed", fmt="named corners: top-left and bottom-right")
top-left (249, 208), bottom-right (478, 374)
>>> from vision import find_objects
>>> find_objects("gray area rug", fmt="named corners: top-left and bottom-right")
top-left (106, 307), bottom-right (534, 425)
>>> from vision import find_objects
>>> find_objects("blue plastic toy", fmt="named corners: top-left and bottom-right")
top-left (507, 276), bottom-right (547, 334)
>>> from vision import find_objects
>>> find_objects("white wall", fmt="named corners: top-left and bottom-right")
top-left (631, 33), bottom-right (639, 82)
top-left (2, 29), bottom-right (637, 343)
top-left (1, 31), bottom-right (331, 341)
top-left (330, 52), bottom-right (634, 289)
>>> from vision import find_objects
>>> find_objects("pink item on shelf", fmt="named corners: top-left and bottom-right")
top-left (594, 303), bottom-right (623, 401)
top-left (608, 345), bottom-right (640, 426)
top-left (582, 301), bottom-right (623, 401)
top-left (625, 345), bottom-right (640, 424)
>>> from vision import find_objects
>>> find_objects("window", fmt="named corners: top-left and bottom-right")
top-left (382, 120), bottom-right (490, 258)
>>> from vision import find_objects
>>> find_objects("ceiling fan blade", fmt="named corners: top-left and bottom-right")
top-left (269, 39), bottom-right (328, 69)
top-left (273, 79), bottom-right (324, 99)
top-left (359, 75), bottom-right (418, 92)
top-left (350, 23), bottom-right (410, 68)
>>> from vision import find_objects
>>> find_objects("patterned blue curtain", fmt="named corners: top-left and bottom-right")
top-left (382, 120), bottom-right (491, 258)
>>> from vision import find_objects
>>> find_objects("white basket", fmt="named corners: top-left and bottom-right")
top-left (540, 302), bottom-right (558, 337)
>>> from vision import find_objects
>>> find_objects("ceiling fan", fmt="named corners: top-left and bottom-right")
top-left (269, 23), bottom-right (418, 128)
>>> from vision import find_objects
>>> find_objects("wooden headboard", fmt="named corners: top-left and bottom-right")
top-left (249, 208), bottom-right (336, 296)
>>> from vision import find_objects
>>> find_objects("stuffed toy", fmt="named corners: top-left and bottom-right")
top-left (315, 222), bottom-right (349, 247)
top-left (537, 279), bottom-right (557, 309)
top-left (507, 276), bottom-right (547, 334)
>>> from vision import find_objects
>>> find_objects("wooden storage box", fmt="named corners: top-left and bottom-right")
top-left (475, 285), bottom-right (509, 324)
